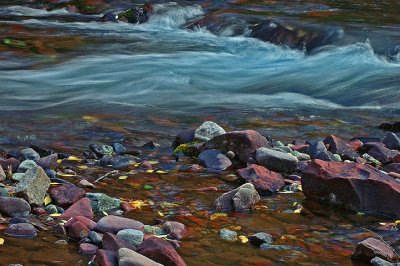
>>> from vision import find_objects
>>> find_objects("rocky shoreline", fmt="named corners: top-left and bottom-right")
top-left (0, 121), bottom-right (399, 265)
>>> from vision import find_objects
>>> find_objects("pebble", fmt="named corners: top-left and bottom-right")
top-left (219, 228), bottom-right (237, 241)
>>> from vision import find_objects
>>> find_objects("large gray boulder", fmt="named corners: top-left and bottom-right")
top-left (194, 121), bottom-right (225, 142)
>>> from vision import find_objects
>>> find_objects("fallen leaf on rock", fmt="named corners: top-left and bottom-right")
top-left (294, 208), bottom-right (302, 214)
top-left (238, 235), bottom-right (248, 244)
top-left (210, 213), bottom-right (227, 220)
top-left (44, 195), bottom-right (52, 205)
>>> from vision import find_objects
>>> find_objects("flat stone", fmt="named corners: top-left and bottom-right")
top-left (15, 166), bottom-right (51, 205)
top-left (36, 153), bottom-right (58, 170)
top-left (96, 215), bottom-right (144, 234)
top-left (17, 148), bottom-right (40, 161)
top-left (162, 221), bottom-right (188, 240)
top-left (80, 243), bottom-right (99, 255)
top-left (198, 150), bottom-right (232, 171)
top-left (248, 232), bottom-right (273, 246)
top-left (5, 223), bottom-right (36, 238)
top-left (137, 237), bottom-right (187, 266)
top-left (118, 248), bottom-right (162, 266)
top-left (102, 232), bottom-right (136, 254)
top-left (237, 164), bottom-right (285, 194)
top-left (49, 183), bottom-right (85, 207)
top-left (219, 228), bottom-right (237, 241)
top-left (255, 148), bottom-right (298, 173)
top-left (59, 197), bottom-right (94, 219)
top-left (0, 197), bottom-right (31, 217)
top-left (96, 249), bottom-right (118, 266)
top-left (194, 121), bottom-right (225, 142)
top-left (86, 193), bottom-right (121, 212)
top-left (352, 238), bottom-right (398, 263)
top-left (117, 229), bottom-right (144, 246)
top-left (214, 183), bottom-right (260, 212)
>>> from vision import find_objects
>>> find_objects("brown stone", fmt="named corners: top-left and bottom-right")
top-left (65, 216), bottom-right (96, 230)
top-left (352, 238), bottom-right (399, 262)
top-left (69, 221), bottom-right (90, 239)
top-left (49, 183), bottom-right (85, 207)
top-left (236, 164), bottom-right (285, 194)
top-left (59, 197), bottom-right (93, 219)
top-left (137, 237), bottom-right (186, 266)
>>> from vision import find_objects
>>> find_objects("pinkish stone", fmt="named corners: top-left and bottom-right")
top-left (137, 237), bottom-right (186, 266)
top-left (59, 197), bottom-right (93, 219)
top-left (96, 215), bottom-right (144, 234)
top-left (79, 243), bottom-right (98, 255)
top-left (102, 233), bottom-right (136, 254)
top-left (96, 249), bottom-right (118, 266)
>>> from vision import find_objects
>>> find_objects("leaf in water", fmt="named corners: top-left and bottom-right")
top-left (294, 208), bottom-right (302, 214)
top-left (395, 220), bottom-right (400, 226)
top-left (146, 170), bottom-right (154, 173)
top-left (67, 156), bottom-right (82, 162)
top-left (50, 213), bottom-right (61, 217)
top-left (159, 202), bottom-right (179, 208)
top-left (119, 175), bottom-right (128, 180)
top-left (0, 238), bottom-right (4, 245)
top-left (3, 38), bottom-right (27, 47)
top-left (158, 211), bottom-right (164, 217)
top-left (44, 195), bottom-right (52, 205)
top-left (238, 235), bottom-right (248, 244)
top-left (57, 159), bottom-right (63, 164)
top-left (227, 225), bottom-right (242, 231)
top-left (143, 185), bottom-right (153, 190)
top-left (133, 163), bottom-right (140, 167)
top-left (82, 115), bottom-right (98, 121)
top-left (102, 211), bottom-right (108, 216)
top-left (210, 213), bottom-right (227, 220)
top-left (130, 200), bottom-right (148, 211)
top-left (57, 173), bottom-right (76, 177)
top-left (146, 161), bottom-right (159, 165)
top-left (379, 222), bottom-right (386, 226)
top-left (155, 170), bottom-right (168, 174)
top-left (77, 165), bottom-right (88, 169)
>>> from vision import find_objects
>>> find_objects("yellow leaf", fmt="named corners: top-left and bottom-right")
top-left (294, 208), bottom-right (302, 214)
top-left (50, 182), bottom-right (61, 185)
top-left (280, 235), bottom-right (286, 240)
top-left (0, 238), bottom-right (4, 245)
top-left (57, 159), bottom-right (62, 164)
top-left (57, 173), bottom-right (76, 177)
top-left (238, 235), bottom-right (248, 244)
top-left (146, 170), bottom-right (154, 173)
top-left (119, 175), bottom-right (128, 180)
top-left (77, 165), bottom-right (88, 169)
top-left (147, 161), bottom-right (159, 165)
top-left (156, 170), bottom-right (168, 174)
top-left (82, 115), bottom-right (98, 121)
top-left (395, 220), bottom-right (400, 226)
top-left (227, 225), bottom-right (242, 231)
top-left (210, 213), bottom-right (227, 220)
top-left (133, 163), bottom-right (140, 167)
top-left (298, 185), bottom-right (303, 192)
top-left (67, 156), bottom-right (82, 162)
top-left (160, 202), bottom-right (179, 208)
top-left (379, 222), bottom-right (386, 226)
top-left (158, 211), bottom-right (164, 217)
top-left (44, 195), bottom-right (52, 205)
top-left (50, 213), bottom-right (61, 217)
top-left (102, 211), bottom-right (108, 216)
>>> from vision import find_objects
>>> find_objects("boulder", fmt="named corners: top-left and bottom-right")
top-left (236, 164), bottom-right (285, 194)
top-left (59, 197), bottom-right (93, 219)
top-left (302, 160), bottom-right (400, 217)
top-left (255, 148), bottom-right (298, 173)
top-left (214, 183), bottom-right (260, 212)
top-left (198, 150), bottom-right (232, 171)
top-left (368, 145), bottom-right (399, 165)
top-left (86, 193), bottom-right (121, 212)
top-left (112, 143), bottom-right (127, 155)
top-left (194, 121), bottom-right (225, 142)
top-left (202, 130), bottom-right (270, 164)
top-left (323, 135), bottom-right (358, 160)
top-left (118, 248), bottom-right (162, 266)
top-left (96, 215), bottom-right (144, 234)
top-left (49, 183), bottom-right (85, 207)
top-left (0, 197), bottom-right (31, 217)
top-left (352, 238), bottom-right (398, 262)
top-left (102, 233), bottom-right (136, 254)
top-left (137, 237), bottom-right (187, 266)
top-left (15, 166), bottom-right (50, 205)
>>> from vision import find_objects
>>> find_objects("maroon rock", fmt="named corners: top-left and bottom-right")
top-left (102, 232), bottom-right (136, 253)
top-left (140, 161), bottom-right (152, 169)
top-left (352, 238), bottom-right (398, 262)
top-left (65, 216), bottom-right (97, 230)
top-left (236, 164), bottom-right (285, 194)
top-left (59, 197), bottom-right (93, 219)
top-left (5, 223), bottom-right (36, 238)
top-left (49, 183), bottom-right (85, 207)
top-left (96, 215), bottom-right (144, 234)
top-left (137, 237), bottom-right (187, 266)
top-left (0, 196), bottom-right (31, 217)
top-left (120, 202), bottom-right (135, 213)
top-left (302, 160), bottom-right (400, 217)
top-left (385, 163), bottom-right (400, 174)
top-left (323, 135), bottom-right (358, 159)
top-left (96, 249), bottom-right (118, 266)
top-left (367, 145), bottom-right (398, 165)
top-left (162, 221), bottom-right (188, 240)
top-left (201, 130), bottom-right (270, 164)
top-left (349, 139), bottom-right (363, 151)
top-left (33, 207), bottom-right (46, 216)
top-left (173, 128), bottom-right (196, 147)
top-left (0, 158), bottom-right (20, 172)
top-left (69, 221), bottom-right (90, 239)
top-left (79, 243), bottom-right (98, 255)
top-left (36, 153), bottom-right (58, 170)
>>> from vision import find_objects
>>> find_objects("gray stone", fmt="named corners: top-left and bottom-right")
top-left (0, 187), bottom-right (8, 196)
top-left (89, 231), bottom-right (103, 245)
top-left (368, 145), bottom-right (398, 165)
top-left (248, 232), bottom-right (273, 246)
top-left (117, 229), bottom-right (144, 246)
top-left (371, 257), bottom-right (400, 266)
top-left (45, 204), bottom-right (58, 214)
top-left (118, 248), bottom-right (163, 266)
top-left (383, 133), bottom-right (400, 150)
top-left (198, 150), bottom-right (232, 171)
top-left (194, 121), bottom-right (225, 142)
top-left (17, 160), bottom-right (37, 173)
top-left (143, 225), bottom-right (165, 236)
top-left (226, 151), bottom-right (235, 160)
top-left (219, 228), bottom-right (237, 241)
top-left (307, 141), bottom-right (336, 161)
top-left (255, 147), bottom-right (298, 173)
top-left (0, 197), bottom-right (31, 217)
top-left (11, 173), bottom-right (26, 182)
top-left (99, 155), bottom-right (136, 170)
top-left (112, 143), bottom-right (127, 155)
top-left (17, 148), bottom-right (40, 161)
top-left (15, 166), bottom-right (51, 205)
top-left (214, 183), bottom-right (260, 212)
top-left (86, 193), bottom-right (121, 212)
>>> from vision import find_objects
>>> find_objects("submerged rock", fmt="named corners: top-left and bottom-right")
top-left (352, 238), bottom-right (399, 263)
top-left (214, 183), bottom-right (260, 212)
top-left (5, 223), bottom-right (36, 238)
top-left (236, 164), bottom-right (285, 194)
top-left (302, 160), bottom-right (400, 217)
top-left (194, 121), bottom-right (226, 142)
top-left (198, 149), bottom-right (232, 171)
top-left (219, 228), bottom-right (237, 241)
top-left (248, 232), bottom-right (273, 247)
top-left (371, 257), bottom-right (400, 266)
top-left (0, 197), bottom-right (31, 217)
top-left (15, 166), bottom-right (50, 205)
top-left (86, 193), bottom-right (121, 212)
top-left (255, 148), bottom-right (298, 173)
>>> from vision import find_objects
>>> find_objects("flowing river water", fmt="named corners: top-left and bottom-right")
top-left (0, 0), bottom-right (400, 265)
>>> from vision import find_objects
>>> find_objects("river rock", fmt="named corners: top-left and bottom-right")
top-left (0, 187), bottom-right (9, 196)
top-left (0, 197), bottom-right (31, 217)
top-left (384, 164), bottom-right (400, 174)
top-left (214, 183), bottom-right (260, 212)
top-left (5, 223), bottom-right (36, 238)
top-left (194, 121), bottom-right (225, 142)
top-left (248, 232), bottom-right (273, 246)
top-left (97, 249), bottom-right (118, 266)
top-left (17, 148), bottom-right (40, 161)
top-left (236, 164), bottom-right (285, 194)
top-left (79, 179), bottom-right (95, 189)
top-left (307, 141), bottom-right (336, 161)
top-left (137, 236), bottom-right (187, 266)
top-left (117, 229), bottom-right (144, 246)
top-left (36, 153), bottom-right (58, 170)
top-left (99, 155), bottom-right (136, 170)
top-left (302, 160), bottom-right (400, 217)
top-left (102, 233), bottom-right (136, 253)
top-left (11, 173), bottom-right (25, 182)
top-left (162, 221), bottom-right (188, 240)
top-left (352, 238), bottom-right (398, 262)
top-left (89, 144), bottom-right (114, 158)
top-left (112, 143), bottom-right (127, 155)
top-left (65, 216), bottom-right (97, 230)
top-left (0, 158), bottom-right (20, 172)
top-left (255, 148), bottom-right (298, 173)
top-left (173, 128), bottom-right (196, 147)
top-left (143, 225), bottom-right (165, 236)
top-left (323, 135), bottom-right (358, 160)
top-left (49, 183), bottom-right (85, 207)
top-left (118, 247), bottom-right (163, 266)
top-left (202, 130), bottom-right (270, 164)
top-left (68, 220), bottom-right (90, 239)
top-left (86, 193), bottom-right (121, 212)
top-left (371, 257), bottom-right (400, 266)
top-left (96, 215), bottom-right (144, 234)
top-left (59, 197), bottom-right (93, 219)
top-left (198, 150), bottom-right (232, 171)
top-left (383, 133), bottom-right (400, 150)
top-left (17, 160), bottom-right (37, 173)
top-left (15, 166), bottom-right (50, 205)
top-left (80, 243), bottom-right (98, 255)
top-left (368, 145), bottom-right (398, 165)
top-left (219, 228), bottom-right (237, 241)
top-left (0, 165), bottom-right (5, 181)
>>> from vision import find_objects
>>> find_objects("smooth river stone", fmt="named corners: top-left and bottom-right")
top-left (5, 223), bottom-right (36, 238)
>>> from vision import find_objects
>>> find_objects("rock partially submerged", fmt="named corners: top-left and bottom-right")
top-left (352, 238), bottom-right (399, 263)
top-left (255, 148), bottom-right (298, 173)
top-left (198, 149), bottom-right (232, 171)
top-left (214, 183), bottom-right (260, 212)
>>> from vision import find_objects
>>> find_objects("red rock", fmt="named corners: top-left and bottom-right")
top-left (49, 183), bottom-right (85, 207)
top-left (389, 172), bottom-right (400, 179)
top-left (323, 135), bottom-right (358, 159)
top-left (384, 163), bottom-right (400, 174)
top-left (33, 207), bottom-right (46, 215)
top-left (302, 160), bottom-right (400, 217)
top-left (236, 164), bottom-right (285, 194)
top-left (0, 158), bottom-right (20, 172)
top-left (355, 157), bottom-right (367, 164)
top-left (59, 197), bottom-right (93, 219)
top-left (69, 221), bottom-right (90, 239)
top-left (368, 145), bottom-right (398, 165)
top-left (96, 249), bottom-right (118, 266)
top-left (291, 144), bottom-right (309, 153)
top-left (65, 216), bottom-right (96, 230)
top-left (162, 221), bottom-right (188, 240)
top-left (349, 139), bottom-right (363, 151)
top-left (36, 153), bottom-right (58, 170)
top-left (79, 243), bottom-right (98, 255)
top-left (96, 215), bottom-right (144, 234)
top-left (102, 232), bottom-right (136, 254)
top-left (352, 238), bottom-right (398, 262)
top-left (137, 237), bottom-right (187, 266)
top-left (120, 202), bottom-right (135, 213)
top-left (201, 130), bottom-right (270, 164)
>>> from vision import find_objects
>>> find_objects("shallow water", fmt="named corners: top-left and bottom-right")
top-left (0, 0), bottom-right (400, 265)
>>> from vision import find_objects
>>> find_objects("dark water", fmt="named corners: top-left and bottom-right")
top-left (0, 1), bottom-right (400, 265)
